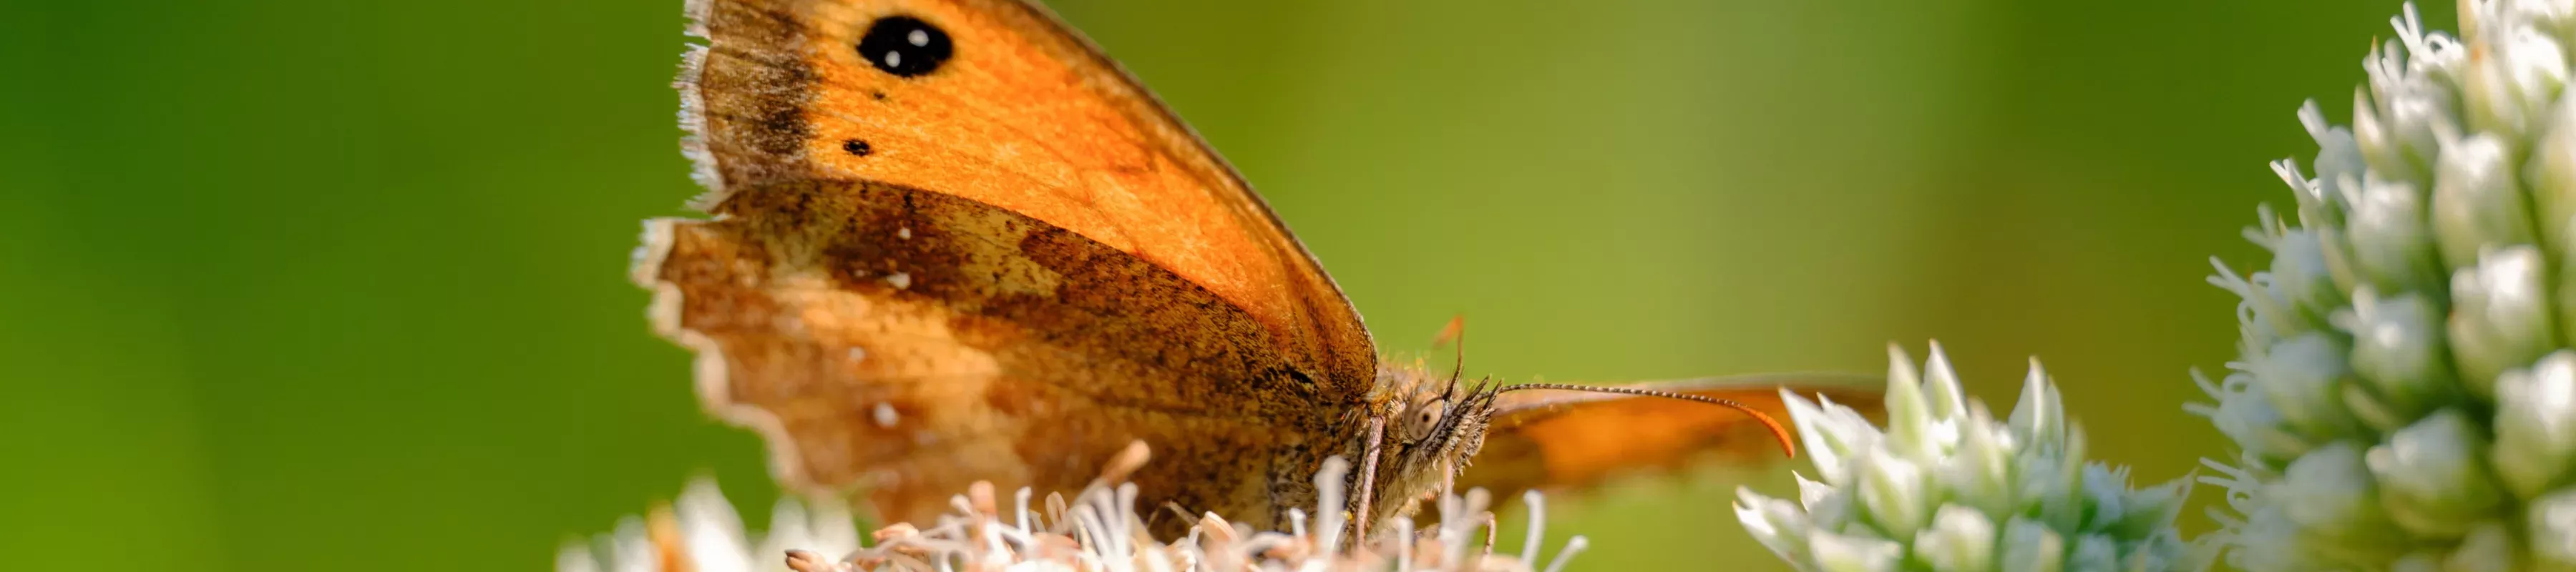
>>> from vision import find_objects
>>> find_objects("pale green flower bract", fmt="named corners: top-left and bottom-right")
top-left (1735, 343), bottom-right (2197, 572)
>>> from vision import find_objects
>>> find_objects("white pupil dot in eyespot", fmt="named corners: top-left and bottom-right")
top-left (907, 29), bottom-right (930, 46)
top-left (883, 51), bottom-right (902, 67)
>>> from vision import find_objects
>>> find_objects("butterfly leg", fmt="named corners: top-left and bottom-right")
top-left (1352, 415), bottom-right (1385, 543)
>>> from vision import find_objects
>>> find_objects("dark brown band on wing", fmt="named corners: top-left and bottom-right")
top-left (637, 178), bottom-right (1335, 530)
top-left (990, 0), bottom-right (1380, 403)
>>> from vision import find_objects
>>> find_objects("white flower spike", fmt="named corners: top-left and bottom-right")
top-left (2198, 1), bottom-right (2576, 568)
top-left (1737, 343), bottom-right (2197, 572)
top-left (558, 447), bottom-right (1584, 572)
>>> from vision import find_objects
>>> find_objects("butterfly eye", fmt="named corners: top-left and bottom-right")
top-left (1405, 400), bottom-right (1447, 442)
top-left (857, 16), bottom-right (953, 77)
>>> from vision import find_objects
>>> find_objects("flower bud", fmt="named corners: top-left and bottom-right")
top-left (1916, 506), bottom-right (1997, 572)
top-left (2449, 246), bottom-right (2555, 390)
top-left (1945, 404), bottom-right (2014, 516)
top-left (2008, 358), bottom-right (2067, 451)
top-left (2522, 93), bottom-right (2576, 259)
top-left (1884, 343), bottom-right (1939, 459)
top-left (2269, 227), bottom-right (2346, 321)
top-left (1999, 516), bottom-right (2064, 572)
top-left (2278, 442), bottom-right (2395, 542)
top-left (2191, 369), bottom-right (2315, 466)
top-left (2340, 287), bottom-right (2457, 415)
top-left (1807, 529), bottom-right (1903, 572)
top-left (2305, 100), bottom-right (2370, 210)
top-left (2459, 16), bottom-right (2568, 139)
top-left (1786, 385), bottom-right (1880, 486)
top-left (2069, 533), bottom-right (2119, 571)
top-left (2340, 173), bottom-right (2445, 292)
top-left (2431, 134), bottom-right (2540, 268)
top-left (2251, 334), bottom-right (2366, 438)
top-left (2358, 64), bottom-right (2457, 187)
top-left (2530, 488), bottom-right (2576, 566)
top-left (1856, 447), bottom-right (1933, 540)
top-left (1737, 487), bottom-right (1813, 560)
top-left (2366, 409), bottom-right (2507, 537)
top-left (2353, 86), bottom-right (2424, 185)
top-left (1921, 341), bottom-right (1970, 421)
top-left (2493, 351), bottom-right (2576, 499)
top-left (2441, 520), bottom-right (2518, 571)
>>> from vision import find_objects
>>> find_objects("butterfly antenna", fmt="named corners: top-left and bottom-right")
top-left (1498, 383), bottom-right (1798, 458)
top-left (1471, 375), bottom-right (1501, 406)
top-left (1433, 315), bottom-right (1468, 385)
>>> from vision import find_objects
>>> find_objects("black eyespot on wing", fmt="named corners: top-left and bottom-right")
top-left (841, 139), bottom-right (872, 156)
top-left (857, 16), bottom-right (952, 77)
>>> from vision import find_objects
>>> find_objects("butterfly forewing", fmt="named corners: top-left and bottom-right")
top-left (644, 0), bottom-right (1377, 528)
top-left (683, 0), bottom-right (1371, 375)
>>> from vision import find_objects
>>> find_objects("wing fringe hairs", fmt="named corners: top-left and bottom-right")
top-left (558, 441), bottom-right (1589, 572)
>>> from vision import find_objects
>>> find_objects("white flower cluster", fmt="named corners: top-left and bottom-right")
top-left (557, 449), bottom-right (1587, 572)
top-left (2196, 1), bottom-right (2576, 568)
top-left (1736, 344), bottom-right (2196, 572)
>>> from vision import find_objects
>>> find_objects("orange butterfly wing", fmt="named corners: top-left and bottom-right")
top-left (1458, 375), bottom-right (1887, 506)
top-left (681, 0), bottom-right (1370, 373)
top-left (640, 0), bottom-right (1375, 528)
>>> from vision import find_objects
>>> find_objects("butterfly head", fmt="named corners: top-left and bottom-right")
top-left (1345, 360), bottom-right (1505, 528)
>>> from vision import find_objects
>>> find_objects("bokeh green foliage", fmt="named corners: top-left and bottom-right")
top-left (0, 0), bottom-right (2438, 569)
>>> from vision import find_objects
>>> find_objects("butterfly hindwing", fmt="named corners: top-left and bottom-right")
top-left (1458, 375), bottom-right (1888, 505)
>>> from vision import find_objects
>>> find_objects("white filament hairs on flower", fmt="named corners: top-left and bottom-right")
top-left (557, 442), bottom-right (1589, 572)
top-left (1735, 342), bottom-right (2197, 572)
top-left (2196, 0), bottom-right (2576, 568)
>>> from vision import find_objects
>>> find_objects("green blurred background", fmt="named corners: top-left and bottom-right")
top-left (0, 0), bottom-right (2441, 569)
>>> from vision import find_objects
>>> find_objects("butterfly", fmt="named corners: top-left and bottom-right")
top-left (630, 0), bottom-right (1885, 541)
